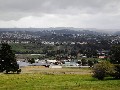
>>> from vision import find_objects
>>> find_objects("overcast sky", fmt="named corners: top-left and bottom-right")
top-left (0, 0), bottom-right (120, 30)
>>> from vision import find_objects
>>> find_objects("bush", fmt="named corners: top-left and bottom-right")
top-left (93, 61), bottom-right (114, 80)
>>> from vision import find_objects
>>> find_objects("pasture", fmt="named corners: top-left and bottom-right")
top-left (0, 67), bottom-right (120, 90)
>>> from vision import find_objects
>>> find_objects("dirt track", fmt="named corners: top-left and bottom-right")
top-left (20, 66), bottom-right (92, 75)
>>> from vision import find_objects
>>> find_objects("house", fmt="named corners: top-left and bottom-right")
top-left (99, 56), bottom-right (106, 59)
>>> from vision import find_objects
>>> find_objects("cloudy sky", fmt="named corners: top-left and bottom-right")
top-left (0, 0), bottom-right (120, 29)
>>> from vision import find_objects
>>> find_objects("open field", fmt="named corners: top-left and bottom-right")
top-left (9, 43), bottom-right (43, 54)
top-left (0, 73), bottom-right (120, 90)
top-left (0, 67), bottom-right (120, 90)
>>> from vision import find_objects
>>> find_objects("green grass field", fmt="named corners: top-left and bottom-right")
top-left (9, 43), bottom-right (43, 53)
top-left (0, 73), bottom-right (120, 90)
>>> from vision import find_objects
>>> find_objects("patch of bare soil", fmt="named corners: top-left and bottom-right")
top-left (21, 66), bottom-right (92, 75)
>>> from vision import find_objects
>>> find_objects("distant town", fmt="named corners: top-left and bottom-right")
top-left (0, 28), bottom-right (120, 67)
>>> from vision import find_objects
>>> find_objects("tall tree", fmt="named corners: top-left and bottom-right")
top-left (0, 43), bottom-right (20, 73)
top-left (110, 45), bottom-right (120, 64)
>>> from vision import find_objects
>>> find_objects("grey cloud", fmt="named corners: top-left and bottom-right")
top-left (0, 0), bottom-right (120, 20)
top-left (0, 0), bottom-right (120, 29)
top-left (0, 0), bottom-right (116, 12)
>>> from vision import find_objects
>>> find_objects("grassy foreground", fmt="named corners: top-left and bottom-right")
top-left (0, 73), bottom-right (120, 90)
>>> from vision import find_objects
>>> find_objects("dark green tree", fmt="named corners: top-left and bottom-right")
top-left (112, 64), bottom-right (120, 79)
top-left (88, 60), bottom-right (94, 67)
top-left (110, 45), bottom-right (120, 64)
top-left (0, 43), bottom-right (21, 73)
top-left (81, 58), bottom-right (88, 66)
top-left (28, 58), bottom-right (35, 64)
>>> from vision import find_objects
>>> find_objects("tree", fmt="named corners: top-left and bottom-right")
top-left (77, 60), bottom-right (81, 66)
top-left (93, 61), bottom-right (114, 80)
top-left (112, 64), bottom-right (120, 79)
top-left (0, 43), bottom-right (21, 73)
top-left (28, 58), bottom-right (35, 64)
top-left (88, 60), bottom-right (94, 67)
top-left (110, 45), bottom-right (120, 64)
top-left (81, 58), bottom-right (88, 66)
top-left (109, 45), bottom-right (120, 79)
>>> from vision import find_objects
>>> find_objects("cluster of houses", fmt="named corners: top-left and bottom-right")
top-left (16, 49), bottom-right (109, 68)
top-left (17, 59), bottom-right (82, 69)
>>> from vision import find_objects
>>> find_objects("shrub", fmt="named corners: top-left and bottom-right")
top-left (93, 61), bottom-right (114, 80)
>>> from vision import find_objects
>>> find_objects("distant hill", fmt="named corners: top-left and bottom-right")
top-left (114, 31), bottom-right (120, 35)
top-left (0, 28), bottom-right (106, 36)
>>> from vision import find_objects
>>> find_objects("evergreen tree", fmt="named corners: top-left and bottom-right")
top-left (110, 45), bottom-right (120, 64)
top-left (0, 43), bottom-right (21, 73)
